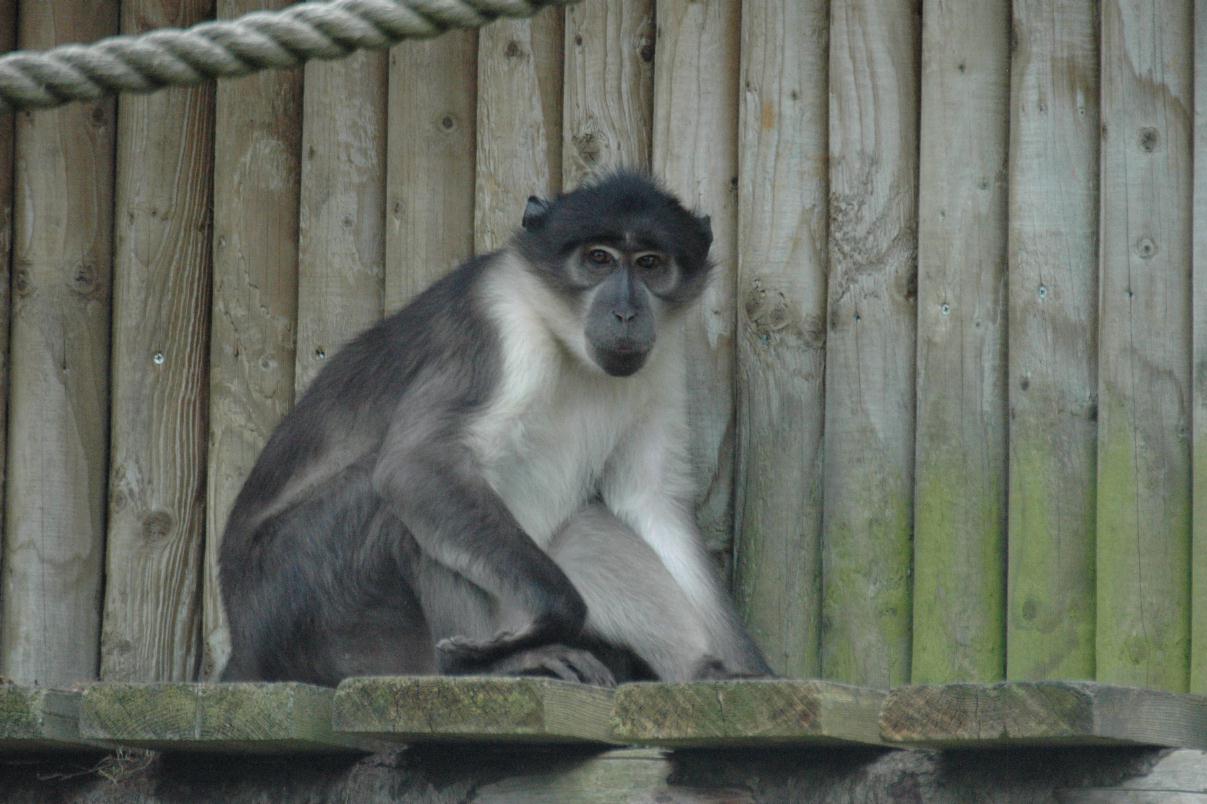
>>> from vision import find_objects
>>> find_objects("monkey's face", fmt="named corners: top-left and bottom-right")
top-left (515, 172), bottom-right (715, 378)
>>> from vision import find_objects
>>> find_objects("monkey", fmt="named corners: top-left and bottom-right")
top-left (218, 171), bottom-right (773, 687)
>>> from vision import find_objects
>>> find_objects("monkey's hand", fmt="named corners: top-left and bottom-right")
top-left (691, 656), bottom-right (778, 681)
top-left (436, 624), bottom-right (545, 673)
top-left (484, 644), bottom-right (616, 687)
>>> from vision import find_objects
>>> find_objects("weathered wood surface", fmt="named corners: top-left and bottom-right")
top-left (333, 676), bottom-right (615, 744)
top-left (102, 0), bottom-right (215, 684)
top-left (2, 0), bottom-right (118, 687)
top-left (80, 683), bottom-right (363, 753)
top-left (4, 742), bottom-right (1206, 802)
top-left (561, 0), bottom-right (654, 187)
top-left (0, 1), bottom-right (14, 648)
top-left (611, 680), bottom-right (884, 747)
top-left (1096, 0), bottom-right (1193, 692)
top-left (294, 50), bottom-right (386, 393)
top-left (731, 0), bottom-right (828, 678)
top-left (201, 0), bottom-right (304, 681)
top-left (385, 31), bottom-right (476, 311)
top-left (881, 682), bottom-right (1207, 748)
top-left (474, 8), bottom-right (563, 253)
top-left (821, 0), bottom-right (918, 688)
top-left (911, 0), bottom-right (1010, 684)
top-left (652, 0), bottom-right (740, 561)
top-left (1192, 0), bottom-right (1207, 697)
top-left (0, 686), bottom-right (95, 751)
top-left (1006, 0), bottom-right (1099, 683)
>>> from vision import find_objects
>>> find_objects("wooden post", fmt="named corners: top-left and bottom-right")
top-left (911, 0), bottom-right (1010, 683)
top-left (0, 0), bottom-right (13, 645)
top-left (1096, 0), bottom-right (1193, 692)
top-left (1006, 0), bottom-right (1099, 682)
top-left (201, 0), bottom-right (303, 680)
top-left (1193, 0), bottom-right (1207, 696)
top-left (385, 32), bottom-right (477, 311)
top-left (1, 0), bottom-right (118, 686)
top-left (732, 0), bottom-right (828, 678)
top-left (474, 8), bottom-right (564, 254)
top-left (652, 0), bottom-right (741, 562)
top-left (294, 51), bottom-right (387, 394)
top-left (821, 0), bottom-right (918, 687)
top-left (103, 0), bottom-right (216, 683)
top-left (562, 0), bottom-right (654, 187)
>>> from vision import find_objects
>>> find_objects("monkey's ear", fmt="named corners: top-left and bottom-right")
top-left (695, 214), bottom-right (713, 249)
top-left (522, 196), bottom-right (552, 231)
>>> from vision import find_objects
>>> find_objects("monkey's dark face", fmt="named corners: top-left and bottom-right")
top-left (515, 172), bottom-right (714, 377)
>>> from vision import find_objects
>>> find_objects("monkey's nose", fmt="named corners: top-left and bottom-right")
top-left (612, 309), bottom-right (637, 323)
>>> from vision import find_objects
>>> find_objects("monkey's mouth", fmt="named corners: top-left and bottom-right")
top-left (593, 343), bottom-right (650, 377)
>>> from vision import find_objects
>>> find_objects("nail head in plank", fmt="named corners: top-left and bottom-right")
top-left (610, 679), bottom-right (887, 748)
top-left (880, 682), bottom-right (1207, 748)
top-left (0, 686), bottom-right (97, 751)
top-left (333, 676), bottom-right (616, 744)
top-left (79, 682), bottom-right (370, 753)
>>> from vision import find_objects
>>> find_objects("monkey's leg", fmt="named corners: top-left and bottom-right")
top-left (546, 504), bottom-right (722, 682)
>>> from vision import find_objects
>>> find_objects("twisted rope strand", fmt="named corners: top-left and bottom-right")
top-left (0, 0), bottom-right (578, 114)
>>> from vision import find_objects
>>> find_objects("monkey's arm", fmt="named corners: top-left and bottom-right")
top-left (372, 394), bottom-right (587, 671)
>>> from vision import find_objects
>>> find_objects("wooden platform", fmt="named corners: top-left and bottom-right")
top-left (0, 686), bottom-right (97, 751)
top-left (332, 676), bottom-right (616, 744)
top-left (78, 682), bottom-right (369, 753)
top-left (880, 681), bottom-right (1207, 748)
top-left (611, 679), bottom-right (886, 747)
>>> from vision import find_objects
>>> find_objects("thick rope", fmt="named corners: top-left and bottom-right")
top-left (0, 0), bottom-right (579, 115)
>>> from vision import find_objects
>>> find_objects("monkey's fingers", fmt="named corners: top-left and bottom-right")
top-left (486, 645), bottom-right (616, 687)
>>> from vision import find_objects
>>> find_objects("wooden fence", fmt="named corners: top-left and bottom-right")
top-left (0, 0), bottom-right (1202, 695)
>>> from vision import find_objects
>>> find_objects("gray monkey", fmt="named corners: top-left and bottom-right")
top-left (219, 171), bottom-right (772, 686)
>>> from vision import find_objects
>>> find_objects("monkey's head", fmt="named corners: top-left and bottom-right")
top-left (515, 171), bottom-right (714, 377)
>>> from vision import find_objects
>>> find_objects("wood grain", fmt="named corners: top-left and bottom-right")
top-left (912, 0), bottom-right (1010, 684)
top-left (0, 686), bottom-right (94, 751)
top-left (1096, 0), bottom-right (1193, 692)
top-left (880, 681), bottom-right (1207, 748)
top-left (201, 0), bottom-right (303, 680)
top-left (732, 0), bottom-right (828, 678)
top-left (385, 32), bottom-right (476, 311)
top-left (294, 50), bottom-right (386, 393)
top-left (821, 0), bottom-right (919, 687)
top-left (610, 679), bottom-right (885, 747)
top-left (102, 0), bottom-right (215, 683)
top-left (1192, 0), bottom-right (1207, 696)
top-left (80, 682), bottom-right (366, 753)
top-left (1006, 0), bottom-right (1099, 682)
top-left (652, 0), bottom-right (741, 560)
top-left (562, 0), bottom-right (654, 187)
top-left (2, 0), bottom-right (118, 686)
top-left (333, 676), bottom-right (616, 744)
top-left (474, 8), bottom-right (564, 253)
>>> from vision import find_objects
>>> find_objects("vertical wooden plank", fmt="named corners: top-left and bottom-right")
top-left (732, 0), bottom-right (828, 678)
top-left (1006, 0), bottom-right (1099, 682)
top-left (1190, 0), bottom-right (1207, 695)
top-left (201, 0), bottom-right (303, 679)
top-left (385, 33), bottom-right (476, 311)
top-left (294, 51), bottom-right (386, 393)
top-left (911, 0), bottom-right (1010, 683)
top-left (103, 0), bottom-right (215, 682)
top-left (0, 0), bottom-right (14, 643)
top-left (652, 0), bottom-right (740, 559)
top-left (562, 0), bottom-right (654, 187)
top-left (475, 8), bottom-right (564, 254)
top-left (2, 0), bottom-right (118, 686)
top-left (821, 0), bottom-right (918, 687)
top-left (1097, 0), bottom-right (1193, 692)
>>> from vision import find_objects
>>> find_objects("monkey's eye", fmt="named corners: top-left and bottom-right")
top-left (635, 254), bottom-right (663, 270)
top-left (586, 248), bottom-right (614, 266)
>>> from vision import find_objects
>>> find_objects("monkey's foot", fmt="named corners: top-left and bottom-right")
top-left (487, 644), bottom-right (617, 687)
top-left (436, 627), bottom-right (534, 671)
top-left (691, 656), bottom-right (777, 681)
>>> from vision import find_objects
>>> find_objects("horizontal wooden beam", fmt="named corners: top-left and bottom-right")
top-left (610, 679), bottom-right (886, 747)
top-left (0, 686), bottom-right (98, 751)
top-left (880, 682), bottom-right (1207, 748)
top-left (333, 676), bottom-right (616, 744)
top-left (79, 682), bottom-right (369, 753)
